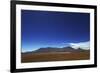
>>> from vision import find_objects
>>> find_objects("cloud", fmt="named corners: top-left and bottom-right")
top-left (69, 41), bottom-right (90, 50)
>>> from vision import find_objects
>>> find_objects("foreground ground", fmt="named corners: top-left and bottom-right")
top-left (21, 51), bottom-right (90, 63)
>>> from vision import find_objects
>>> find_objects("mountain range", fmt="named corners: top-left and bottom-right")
top-left (22, 46), bottom-right (89, 54)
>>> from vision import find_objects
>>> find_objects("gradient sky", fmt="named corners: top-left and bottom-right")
top-left (21, 10), bottom-right (90, 52)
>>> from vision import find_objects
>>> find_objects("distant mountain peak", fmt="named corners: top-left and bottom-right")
top-left (31, 46), bottom-right (88, 53)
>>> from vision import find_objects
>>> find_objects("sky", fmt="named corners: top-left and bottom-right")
top-left (21, 10), bottom-right (90, 52)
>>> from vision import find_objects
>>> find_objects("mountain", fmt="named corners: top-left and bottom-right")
top-left (21, 45), bottom-right (90, 54)
top-left (29, 46), bottom-right (87, 53)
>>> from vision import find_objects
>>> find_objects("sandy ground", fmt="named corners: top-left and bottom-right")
top-left (21, 51), bottom-right (90, 63)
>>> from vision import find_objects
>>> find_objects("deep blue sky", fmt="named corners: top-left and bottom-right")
top-left (21, 10), bottom-right (90, 52)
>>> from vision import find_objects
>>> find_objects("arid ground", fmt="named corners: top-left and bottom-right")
top-left (21, 51), bottom-right (90, 63)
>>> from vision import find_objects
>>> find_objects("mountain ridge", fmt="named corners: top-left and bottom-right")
top-left (22, 46), bottom-right (89, 54)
